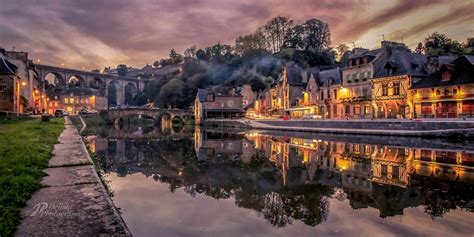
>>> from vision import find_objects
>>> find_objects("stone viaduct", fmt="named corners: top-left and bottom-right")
top-left (36, 64), bottom-right (151, 106)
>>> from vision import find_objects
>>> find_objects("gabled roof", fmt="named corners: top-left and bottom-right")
top-left (465, 55), bottom-right (474, 65)
top-left (317, 68), bottom-right (342, 87)
top-left (196, 89), bottom-right (208, 102)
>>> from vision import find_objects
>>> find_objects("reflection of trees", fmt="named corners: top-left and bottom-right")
top-left (96, 134), bottom-right (474, 228)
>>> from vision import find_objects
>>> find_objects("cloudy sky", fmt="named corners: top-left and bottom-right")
top-left (0, 0), bottom-right (473, 70)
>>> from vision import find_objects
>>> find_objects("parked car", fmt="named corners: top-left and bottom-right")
top-left (302, 114), bottom-right (322, 119)
top-left (79, 109), bottom-right (97, 115)
top-left (54, 109), bottom-right (69, 117)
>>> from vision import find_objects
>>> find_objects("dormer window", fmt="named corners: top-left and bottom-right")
top-left (442, 71), bottom-right (451, 81)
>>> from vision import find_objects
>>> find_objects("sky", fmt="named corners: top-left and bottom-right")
top-left (0, 0), bottom-right (473, 70)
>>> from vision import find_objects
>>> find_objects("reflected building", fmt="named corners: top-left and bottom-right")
top-left (88, 127), bottom-right (474, 226)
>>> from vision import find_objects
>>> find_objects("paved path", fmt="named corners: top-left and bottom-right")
top-left (15, 117), bottom-right (130, 237)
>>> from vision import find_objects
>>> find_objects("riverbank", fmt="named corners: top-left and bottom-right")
top-left (0, 118), bottom-right (64, 236)
top-left (14, 117), bottom-right (130, 236)
top-left (204, 118), bottom-right (474, 138)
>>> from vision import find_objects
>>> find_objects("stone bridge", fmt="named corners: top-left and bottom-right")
top-left (106, 107), bottom-right (194, 125)
top-left (36, 64), bottom-right (151, 106)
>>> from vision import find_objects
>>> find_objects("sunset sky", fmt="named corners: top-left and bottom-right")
top-left (0, 0), bottom-right (473, 70)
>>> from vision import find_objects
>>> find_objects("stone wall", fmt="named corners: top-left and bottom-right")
top-left (259, 119), bottom-right (474, 131)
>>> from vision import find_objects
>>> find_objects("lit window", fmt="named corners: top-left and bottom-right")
top-left (65, 98), bottom-right (69, 103)
top-left (70, 98), bottom-right (74, 103)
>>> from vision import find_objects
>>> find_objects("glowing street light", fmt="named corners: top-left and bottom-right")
top-left (21, 81), bottom-right (27, 86)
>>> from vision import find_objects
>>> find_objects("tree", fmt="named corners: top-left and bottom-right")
top-left (169, 49), bottom-right (179, 59)
top-left (153, 60), bottom-right (160, 68)
top-left (464, 38), bottom-right (474, 54)
top-left (117, 64), bottom-right (128, 76)
top-left (196, 49), bottom-right (210, 61)
top-left (414, 42), bottom-right (424, 54)
top-left (423, 32), bottom-right (463, 56)
top-left (263, 16), bottom-right (294, 53)
top-left (283, 24), bottom-right (305, 50)
top-left (249, 77), bottom-right (267, 92)
top-left (235, 28), bottom-right (269, 57)
top-left (335, 44), bottom-right (350, 63)
top-left (157, 78), bottom-right (186, 108)
top-left (184, 45), bottom-right (198, 59)
top-left (302, 18), bottom-right (331, 51)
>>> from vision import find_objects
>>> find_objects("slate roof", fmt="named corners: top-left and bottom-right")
top-left (317, 68), bottom-right (342, 87)
top-left (0, 55), bottom-right (17, 75)
top-left (196, 89), bottom-right (208, 102)
top-left (411, 55), bottom-right (474, 89)
top-left (382, 51), bottom-right (427, 77)
top-left (285, 64), bottom-right (305, 86)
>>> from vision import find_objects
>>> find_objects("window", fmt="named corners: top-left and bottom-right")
top-left (334, 89), bottom-right (338, 99)
top-left (364, 105), bottom-right (371, 114)
top-left (381, 165), bottom-right (388, 177)
top-left (392, 166), bottom-right (400, 180)
top-left (320, 91), bottom-right (324, 100)
top-left (354, 105), bottom-right (361, 115)
top-left (382, 83), bottom-right (388, 96)
top-left (345, 105), bottom-right (351, 114)
top-left (221, 102), bottom-right (225, 107)
top-left (354, 144), bottom-right (360, 153)
top-left (64, 98), bottom-right (69, 103)
top-left (393, 81), bottom-right (400, 95)
top-left (327, 90), bottom-right (330, 99)
top-left (228, 101), bottom-right (233, 107)
top-left (362, 88), bottom-right (368, 97)
top-left (0, 84), bottom-right (6, 93)
top-left (436, 89), bottom-right (441, 96)
top-left (70, 98), bottom-right (74, 104)
top-left (453, 88), bottom-right (458, 95)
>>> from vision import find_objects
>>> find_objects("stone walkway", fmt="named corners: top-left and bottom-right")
top-left (15, 118), bottom-right (130, 236)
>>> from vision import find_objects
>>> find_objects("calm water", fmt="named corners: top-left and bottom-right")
top-left (83, 124), bottom-right (474, 237)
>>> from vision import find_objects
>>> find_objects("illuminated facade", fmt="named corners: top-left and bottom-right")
top-left (410, 55), bottom-right (474, 118)
top-left (371, 51), bottom-right (427, 119)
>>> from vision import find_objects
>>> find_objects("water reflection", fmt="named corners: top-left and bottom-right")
top-left (85, 125), bottom-right (474, 236)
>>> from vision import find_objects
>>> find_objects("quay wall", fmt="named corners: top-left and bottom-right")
top-left (258, 119), bottom-right (474, 131)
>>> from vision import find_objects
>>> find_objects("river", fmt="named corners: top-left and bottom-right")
top-left (82, 124), bottom-right (474, 237)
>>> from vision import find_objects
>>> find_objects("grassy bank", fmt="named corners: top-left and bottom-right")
top-left (0, 118), bottom-right (64, 236)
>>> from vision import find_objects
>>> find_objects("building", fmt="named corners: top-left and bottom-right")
top-left (316, 68), bottom-right (343, 119)
top-left (410, 55), bottom-right (474, 118)
top-left (340, 42), bottom-right (410, 119)
top-left (0, 51), bottom-right (19, 112)
top-left (4, 50), bottom-right (45, 113)
top-left (371, 51), bottom-right (427, 118)
top-left (194, 88), bottom-right (245, 124)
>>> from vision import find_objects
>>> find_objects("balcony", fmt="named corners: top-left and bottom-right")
top-left (373, 94), bottom-right (406, 101)
top-left (340, 96), bottom-right (371, 103)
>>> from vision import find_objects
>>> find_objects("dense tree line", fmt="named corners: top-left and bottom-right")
top-left (130, 17), bottom-right (473, 109)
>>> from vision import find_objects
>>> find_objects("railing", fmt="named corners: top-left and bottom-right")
top-left (0, 111), bottom-right (31, 119)
top-left (373, 95), bottom-right (406, 100)
top-left (340, 96), bottom-right (371, 103)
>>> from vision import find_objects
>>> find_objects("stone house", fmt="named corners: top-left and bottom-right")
top-left (4, 50), bottom-right (44, 113)
top-left (340, 41), bottom-right (409, 119)
top-left (371, 51), bottom-right (427, 119)
top-left (194, 88), bottom-right (245, 124)
top-left (0, 52), bottom-right (19, 112)
top-left (410, 55), bottom-right (474, 118)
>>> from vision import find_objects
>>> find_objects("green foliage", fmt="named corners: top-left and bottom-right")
top-left (0, 118), bottom-right (64, 236)
top-left (116, 64), bottom-right (128, 76)
top-left (157, 78), bottom-right (187, 108)
top-left (422, 32), bottom-right (464, 56)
